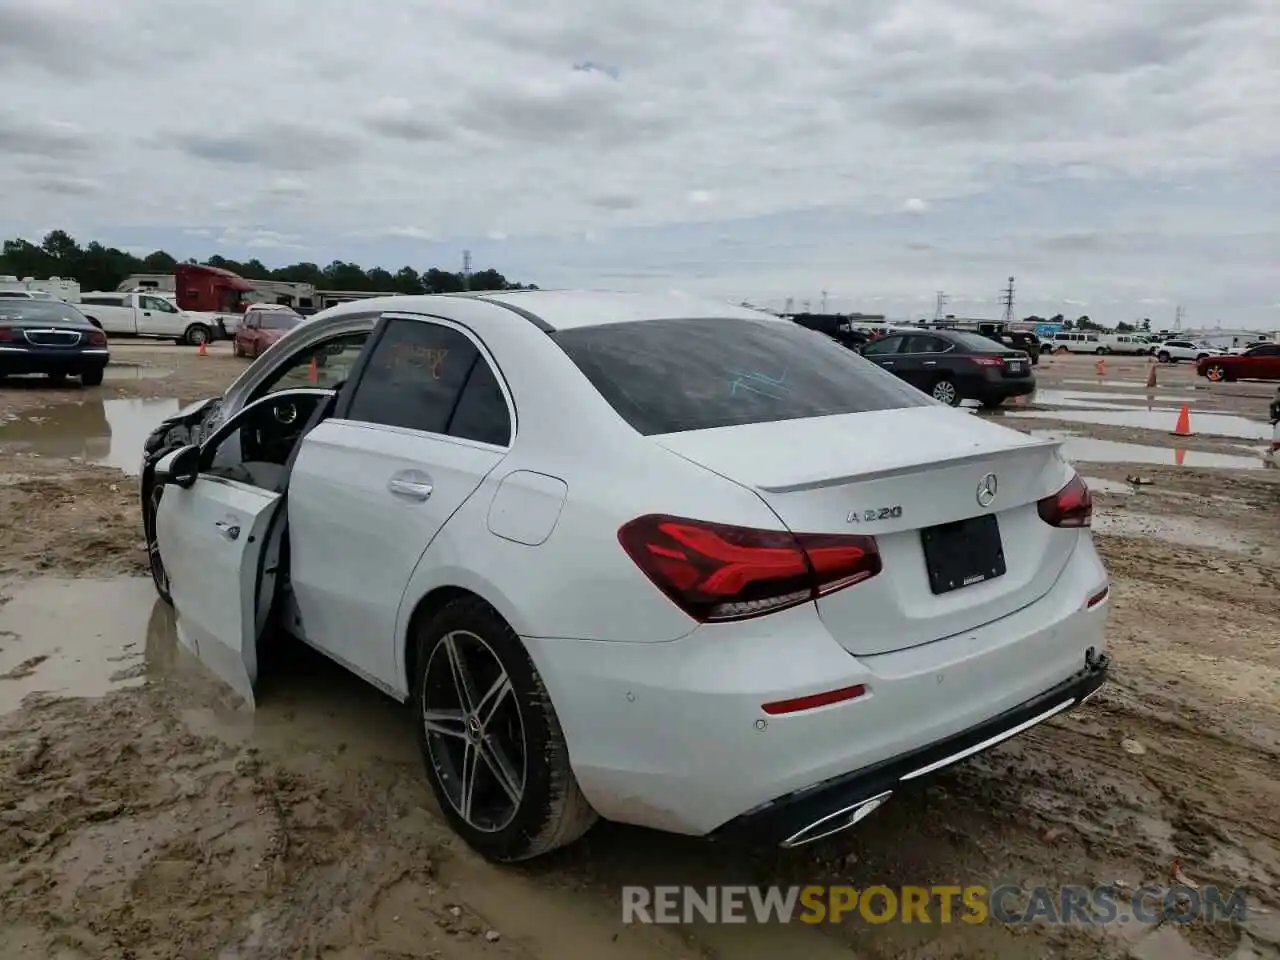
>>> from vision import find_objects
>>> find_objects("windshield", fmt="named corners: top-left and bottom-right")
top-left (259, 312), bottom-right (301, 331)
top-left (552, 316), bottom-right (930, 435)
top-left (0, 300), bottom-right (92, 325)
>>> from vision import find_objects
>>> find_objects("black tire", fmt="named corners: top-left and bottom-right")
top-left (930, 377), bottom-right (961, 406)
top-left (80, 367), bottom-right (104, 387)
top-left (411, 596), bottom-right (596, 862)
top-left (1204, 363), bottom-right (1228, 382)
top-left (144, 481), bottom-right (173, 605)
top-left (1095, 346), bottom-right (1107, 355)
top-left (1157, 351), bottom-right (1171, 363)
top-left (183, 323), bottom-right (212, 346)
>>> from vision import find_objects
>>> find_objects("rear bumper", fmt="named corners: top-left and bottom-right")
top-left (0, 345), bottom-right (109, 374)
top-left (710, 651), bottom-right (1108, 846)
top-left (526, 534), bottom-right (1110, 838)
top-left (978, 377), bottom-right (1035, 402)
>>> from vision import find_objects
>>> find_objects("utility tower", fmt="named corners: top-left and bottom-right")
top-left (1174, 304), bottom-right (1184, 331)
top-left (462, 249), bottom-right (472, 291)
top-left (934, 290), bottom-right (949, 321)
top-left (999, 276), bottom-right (1016, 324)
top-left (783, 296), bottom-right (794, 315)
top-left (820, 290), bottom-right (829, 313)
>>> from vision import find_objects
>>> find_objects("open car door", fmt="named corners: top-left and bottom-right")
top-left (154, 448), bottom-right (283, 707)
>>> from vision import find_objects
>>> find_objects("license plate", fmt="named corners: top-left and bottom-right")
top-left (1007, 361), bottom-right (1023, 372)
top-left (920, 514), bottom-right (1006, 595)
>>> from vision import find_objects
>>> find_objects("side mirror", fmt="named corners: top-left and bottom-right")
top-left (155, 444), bottom-right (200, 489)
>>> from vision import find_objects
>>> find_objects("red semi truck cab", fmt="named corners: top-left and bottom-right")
top-left (174, 263), bottom-right (257, 315)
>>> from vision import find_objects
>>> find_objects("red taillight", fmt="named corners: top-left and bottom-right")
top-left (970, 356), bottom-right (1002, 367)
top-left (1037, 474), bottom-right (1093, 527)
top-left (87, 329), bottom-right (107, 346)
top-left (617, 515), bottom-right (882, 623)
top-left (0, 326), bottom-right (16, 342)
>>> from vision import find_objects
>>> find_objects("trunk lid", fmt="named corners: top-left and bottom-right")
top-left (654, 406), bottom-right (1074, 656)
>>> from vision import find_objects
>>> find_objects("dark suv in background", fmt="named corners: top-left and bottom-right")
top-left (859, 328), bottom-right (1036, 408)
top-left (989, 330), bottom-right (1041, 365)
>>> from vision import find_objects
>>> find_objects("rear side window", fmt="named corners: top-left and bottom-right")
top-left (552, 317), bottom-right (929, 436)
top-left (347, 318), bottom-right (511, 444)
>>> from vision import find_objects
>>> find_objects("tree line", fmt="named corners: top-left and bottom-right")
top-left (0, 231), bottom-right (537, 295)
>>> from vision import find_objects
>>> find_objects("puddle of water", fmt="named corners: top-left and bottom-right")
top-left (1034, 389), bottom-right (1195, 406)
top-left (0, 577), bottom-right (182, 713)
top-left (1010, 407), bottom-right (1270, 441)
top-left (1093, 512), bottom-right (1257, 554)
top-left (1030, 430), bottom-right (1270, 469)
top-left (0, 397), bottom-right (179, 474)
top-left (0, 576), bottom-right (857, 960)
top-left (103, 366), bottom-right (174, 381)
top-left (1063, 378), bottom-right (1166, 389)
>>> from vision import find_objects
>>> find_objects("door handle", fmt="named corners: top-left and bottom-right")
top-left (388, 478), bottom-right (433, 500)
top-left (924, 360), bottom-right (937, 366)
top-left (880, 361), bottom-right (894, 367)
top-left (214, 521), bottom-right (240, 541)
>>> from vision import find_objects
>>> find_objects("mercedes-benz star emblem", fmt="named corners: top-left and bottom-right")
top-left (976, 473), bottom-right (998, 507)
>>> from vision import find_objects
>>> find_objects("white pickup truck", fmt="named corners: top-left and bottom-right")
top-left (78, 292), bottom-right (217, 345)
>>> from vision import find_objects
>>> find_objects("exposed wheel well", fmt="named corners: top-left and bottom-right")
top-left (404, 586), bottom-right (488, 689)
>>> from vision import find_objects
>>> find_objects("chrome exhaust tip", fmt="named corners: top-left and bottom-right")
top-left (780, 791), bottom-right (893, 849)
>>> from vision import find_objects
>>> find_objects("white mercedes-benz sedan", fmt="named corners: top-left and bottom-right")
top-left (139, 291), bottom-right (1110, 863)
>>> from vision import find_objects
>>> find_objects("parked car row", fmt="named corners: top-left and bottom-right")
top-left (141, 292), bottom-right (1110, 864)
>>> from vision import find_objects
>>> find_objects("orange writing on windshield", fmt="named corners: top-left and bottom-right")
top-left (387, 344), bottom-right (449, 379)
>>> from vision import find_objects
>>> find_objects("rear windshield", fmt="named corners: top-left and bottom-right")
top-left (552, 316), bottom-right (931, 435)
top-left (259, 312), bottom-right (301, 330)
top-left (951, 331), bottom-right (1010, 353)
top-left (0, 300), bottom-right (92, 325)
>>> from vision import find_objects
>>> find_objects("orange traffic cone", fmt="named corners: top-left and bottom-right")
top-left (1146, 365), bottom-right (1157, 389)
top-left (1095, 357), bottom-right (1105, 376)
top-left (1175, 448), bottom-right (1186, 467)
top-left (1171, 403), bottom-right (1193, 437)
top-left (307, 356), bottom-right (319, 383)
top-left (197, 341), bottom-right (208, 357)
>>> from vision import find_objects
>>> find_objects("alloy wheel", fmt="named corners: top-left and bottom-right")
top-left (147, 484), bottom-right (170, 597)
top-left (1206, 365), bottom-right (1225, 382)
top-left (421, 630), bottom-right (526, 833)
top-left (932, 380), bottom-right (958, 405)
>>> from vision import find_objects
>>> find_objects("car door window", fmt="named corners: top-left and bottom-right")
top-left (141, 296), bottom-right (177, 313)
top-left (345, 318), bottom-right (489, 436)
top-left (255, 332), bottom-right (371, 399)
top-left (447, 355), bottom-right (512, 446)
top-left (861, 336), bottom-right (903, 356)
top-left (901, 335), bottom-right (945, 354)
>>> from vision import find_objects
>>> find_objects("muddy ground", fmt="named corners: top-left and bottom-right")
top-left (1, 346), bottom-right (1278, 959)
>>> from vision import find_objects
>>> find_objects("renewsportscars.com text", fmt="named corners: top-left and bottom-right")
top-left (622, 884), bottom-right (1247, 925)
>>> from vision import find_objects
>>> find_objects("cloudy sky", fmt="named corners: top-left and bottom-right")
top-left (2, 0), bottom-right (1277, 328)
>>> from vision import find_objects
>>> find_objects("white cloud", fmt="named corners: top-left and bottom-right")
top-left (0, 0), bottom-right (1276, 326)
